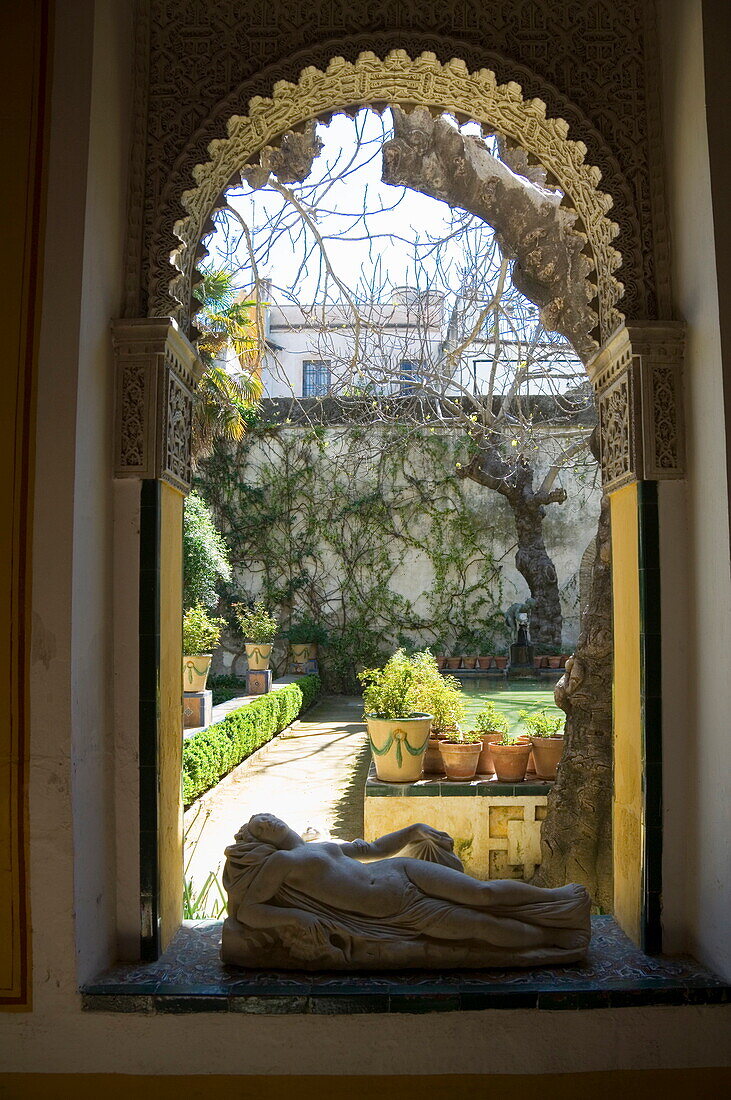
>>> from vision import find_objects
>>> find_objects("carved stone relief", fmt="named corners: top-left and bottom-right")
top-left (129, 1), bottom-right (670, 341)
top-left (587, 322), bottom-right (686, 493)
top-left (148, 51), bottom-right (623, 352)
top-left (112, 318), bottom-right (204, 493)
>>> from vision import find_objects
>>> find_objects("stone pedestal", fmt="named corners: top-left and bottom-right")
top-left (246, 669), bottom-right (273, 695)
top-left (183, 689), bottom-right (212, 729)
top-left (287, 659), bottom-right (319, 676)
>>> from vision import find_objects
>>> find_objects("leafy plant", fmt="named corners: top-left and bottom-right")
top-left (359, 648), bottom-right (440, 720)
top-left (519, 708), bottom-right (564, 737)
top-left (473, 702), bottom-right (509, 736)
top-left (287, 615), bottom-right (329, 645)
top-left (441, 728), bottom-right (483, 744)
top-left (183, 492), bottom-right (232, 610)
top-left (235, 599), bottom-right (278, 642)
top-left (183, 604), bottom-right (226, 656)
top-left (416, 672), bottom-right (466, 735)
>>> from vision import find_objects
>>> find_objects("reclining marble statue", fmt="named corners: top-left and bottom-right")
top-left (221, 814), bottom-right (591, 969)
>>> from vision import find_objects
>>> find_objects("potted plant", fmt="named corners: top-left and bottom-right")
top-left (419, 673), bottom-right (466, 775)
top-left (438, 729), bottom-right (483, 780)
top-left (235, 600), bottom-right (278, 671)
top-left (472, 702), bottom-right (509, 774)
top-left (520, 707), bottom-right (565, 779)
top-left (490, 733), bottom-right (533, 782)
top-left (182, 604), bottom-right (225, 692)
top-left (287, 615), bottom-right (328, 664)
top-left (359, 649), bottom-right (435, 782)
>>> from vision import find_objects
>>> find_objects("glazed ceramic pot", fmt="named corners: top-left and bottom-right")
top-left (182, 654), bottom-right (212, 692)
top-left (290, 642), bottom-right (317, 664)
top-left (365, 714), bottom-right (432, 782)
top-left (491, 740), bottom-right (532, 782)
top-left (530, 735), bottom-right (565, 779)
top-left (476, 731), bottom-right (503, 774)
top-left (245, 641), bottom-right (274, 670)
top-left (439, 741), bottom-right (482, 780)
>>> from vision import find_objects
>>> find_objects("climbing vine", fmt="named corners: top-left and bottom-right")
top-left (197, 422), bottom-right (509, 691)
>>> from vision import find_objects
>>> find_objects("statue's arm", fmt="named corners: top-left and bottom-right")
top-left (239, 850), bottom-right (291, 903)
top-left (340, 824), bottom-right (454, 861)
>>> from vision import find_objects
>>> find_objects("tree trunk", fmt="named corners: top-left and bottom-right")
top-left (513, 497), bottom-right (563, 650)
top-left (530, 493), bottom-right (613, 910)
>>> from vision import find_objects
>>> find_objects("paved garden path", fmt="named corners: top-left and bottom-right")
top-left (184, 695), bottom-right (370, 904)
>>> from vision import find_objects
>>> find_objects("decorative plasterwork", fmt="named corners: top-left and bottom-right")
top-left (152, 51), bottom-right (623, 352)
top-left (587, 322), bottom-right (686, 493)
top-left (112, 318), bottom-right (204, 493)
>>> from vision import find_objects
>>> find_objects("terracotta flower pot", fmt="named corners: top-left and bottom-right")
top-left (434, 655), bottom-right (447, 669)
top-left (182, 653), bottom-right (212, 692)
top-left (445, 657), bottom-right (462, 669)
top-left (423, 735), bottom-right (446, 775)
top-left (477, 655), bottom-right (493, 669)
top-left (530, 735), bottom-right (565, 779)
top-left (476, 731), bottom-right (503, 774)
top-left (533, 656), bottom-right (544, 669)
top-left (494, 656), bottom-right (508, 670)
top-left (439, 740), bottom-right (482, 780)
top-left (461, 656), bottom-right (477, 669)
top-left (365, 714), bottom-right (432, 782)
top-left (490, 740), bottom-right (532, 782)
top-left (547, 656), bottom-right (562, 669)
top-left (559, 654), bottom-right (569, 668)
top-left (245, 641), bottom-right (274, 671)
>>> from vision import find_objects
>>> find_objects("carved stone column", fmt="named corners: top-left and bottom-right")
top-left (112, 317), bottom-right (204, 492)
top-left (112, 317), bottom-right (204, 959)
top-left (586, 322), bottom-right (686, 493)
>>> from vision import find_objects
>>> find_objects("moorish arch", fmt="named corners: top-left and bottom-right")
top-left (113, 45), bottom-right (686, 957)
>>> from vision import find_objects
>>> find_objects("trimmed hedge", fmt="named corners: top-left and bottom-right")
top-left (183, 675), bottom-right (321, 806)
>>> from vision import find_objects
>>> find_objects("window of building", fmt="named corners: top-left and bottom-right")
top-left (303, 359), bottom-right (331, 397)
top-left (398, 359), bottom-right (424, 394)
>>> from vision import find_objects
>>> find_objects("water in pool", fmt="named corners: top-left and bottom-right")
top-left (458, 676), bottom-right (563, 737)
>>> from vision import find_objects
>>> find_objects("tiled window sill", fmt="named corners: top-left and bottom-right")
top-left (81, 916), bottom-right (729, 1014)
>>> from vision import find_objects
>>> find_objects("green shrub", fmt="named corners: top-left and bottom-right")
top-left (182, 674), bottom-right (321, 806)
top-left (473, 701), bottom-right (509, 736)
top-left (519, 707), bottom-right (564, 737)
top-left (234, 599), bottom-right (278, 642)
top-left (183, 492), bottom-right (232, 610)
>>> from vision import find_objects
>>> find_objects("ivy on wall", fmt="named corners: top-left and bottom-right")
top-left (197, 422), bottom-right (509, 691)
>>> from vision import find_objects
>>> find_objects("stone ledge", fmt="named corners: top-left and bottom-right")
top-left (80, 917), bottom-right (729, 1014)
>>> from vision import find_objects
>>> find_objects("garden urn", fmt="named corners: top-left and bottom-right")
top-left (245, 642), bottom-right (274, 671)
top-left (366, 714), bottom-right (432, 782)
top-left (182, 654), bottom-right (212, 693)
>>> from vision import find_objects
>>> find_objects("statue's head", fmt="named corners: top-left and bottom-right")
top-left (247, 813), bottom-right (299, 850)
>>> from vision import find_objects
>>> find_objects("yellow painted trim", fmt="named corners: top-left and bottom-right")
top-left (610, 484), bottom-right (643, 944)
top-left (159, 483), bottom-right (184, 950)
top-left (0, 0), bottom-right (52, 1010)
top-left (1, 1071), bottom-right (730, 1099)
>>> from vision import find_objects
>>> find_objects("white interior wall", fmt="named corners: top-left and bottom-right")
top-left (659, 0), bottom-right (731, 979)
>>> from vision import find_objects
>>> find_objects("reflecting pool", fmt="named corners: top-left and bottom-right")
top-left (457, 676), bottom-right (563, 737)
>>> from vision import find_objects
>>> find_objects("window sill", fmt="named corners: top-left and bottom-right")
top-left (81, 916), bottom-right (729, 1014)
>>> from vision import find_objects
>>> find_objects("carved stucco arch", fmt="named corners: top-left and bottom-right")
top-left (150, 50), bottom-right (624, 353)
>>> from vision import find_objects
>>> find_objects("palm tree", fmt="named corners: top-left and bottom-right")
top-left (191, 267), bottom-right (263, 459)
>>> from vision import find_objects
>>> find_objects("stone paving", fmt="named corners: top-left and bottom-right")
top-left (183, 694), bottom-right (370, 899)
